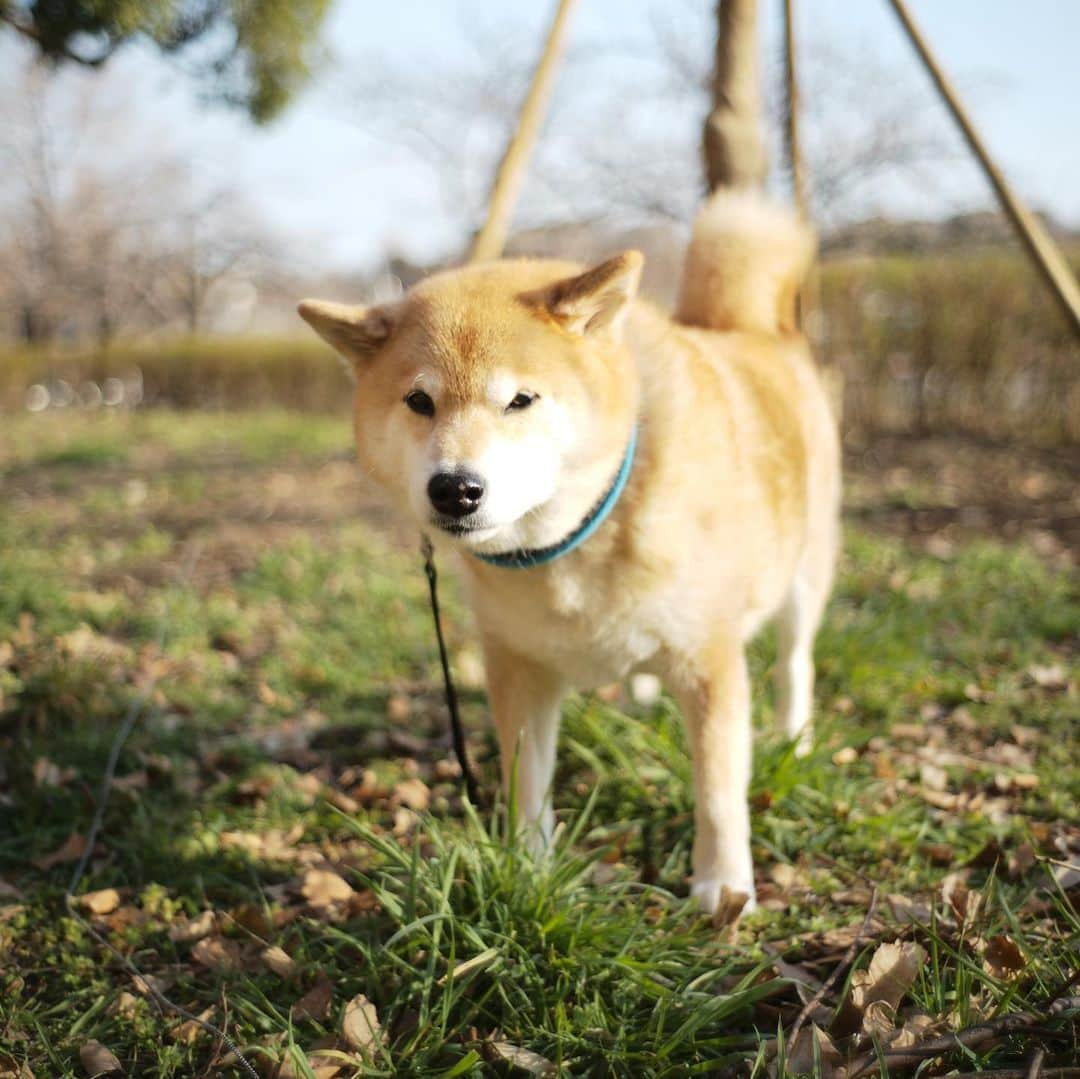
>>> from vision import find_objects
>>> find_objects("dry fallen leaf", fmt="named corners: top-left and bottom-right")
top-left (850, 940), bottom-right (926, 1020)
top-left (110, 770), bottom-right (148, 793)
top-left (301, 868), bottom-right (354, 908)
top-left (768, 863), bottom-right (807, 891)
top-left (130, 973), bottom-right (170, 999)
top-left (172, 1005), bottom-right (215, 1045)
top-left (888, 1012), bottom-right (937, 1049)
top-left (392, 807), bottom-right (418, 836)
top-left (229, 903), bottom-right (274, 937)
top-left (219, 824), bottom-right (313, 865)
top-left (433, 758), bottom-right (461, 781)
top-left (261, 945), bottom-right (296, 978)
top-left (922, 842), bottom-right (954, 865)
top-left (942, 878), bottom-right (981, 929)
top-left (983, 934), bottom-right (1026, 979)
top-left (861, 998), bottom-right (899, 1040)
top-left (33, 756), bottom-right (75, 788)
top-left (781, 1025), bottom-right (843, 1078)
top-left (488, 1042), bottom-right (556, 1075)
top-left (0, 1051), bottom-right (35, 1079)
top-left (76, 889), bottom-right (121, 916)
top-left (386, 694), bottom-right (411, 722)
top-left (1028, 663), bottom-right (1068, 690)
top-left (392, 778), bottom-right (430, 811)
top-left (0, 879), bottom-right (24, 901)
top-left (34, 832), bottom-right (88, 871)
top-left (277, 1051), bottom-right (346, 1079)
top-left (918, 762), bottom-right (948, 792)
top-left (78, 1040), bottom-right (121, 1076)
top-left (293, 974), bottom-right (334, 1022)
top-left (341, 994), bottom-right (382, 1056)
top-left (884, 893), bottom-right (932, 926)
top-left (109, 991), bottom-right (141, 1020)
top-left (1008, 842), bottom-right (1037, 879)
top-left (190, 935), bottom-right (243, 971)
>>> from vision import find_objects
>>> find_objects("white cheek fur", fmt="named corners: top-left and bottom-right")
top-left (474, 434), bottom-right (560, 524)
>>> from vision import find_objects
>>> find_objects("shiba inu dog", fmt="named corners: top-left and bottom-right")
top-left (298, 190), bottom-right (840, 912)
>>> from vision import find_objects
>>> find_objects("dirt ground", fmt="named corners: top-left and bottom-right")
top-left (843, 432), bottom-right (1078, 567)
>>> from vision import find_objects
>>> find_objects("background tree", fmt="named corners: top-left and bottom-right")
top-left (343, 3), bottom-right (961, 246)
top-left (0, 56), bottom-right (280, 343)
top-left (0, 0), bottom-right (333, 122)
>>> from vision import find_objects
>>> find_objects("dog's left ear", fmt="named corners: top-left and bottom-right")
top-left (297, 300), bottom-right (394, 374)
top-left (538, 250), bottom-right (644, 336)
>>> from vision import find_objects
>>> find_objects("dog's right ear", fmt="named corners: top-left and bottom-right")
top-left (297, 300), bottom-right (394, 373)
top-left (536, 251), bottom-right (644, 337)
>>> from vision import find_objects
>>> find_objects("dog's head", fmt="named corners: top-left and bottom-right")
top-left (298, 252), bottom-right (643, 554)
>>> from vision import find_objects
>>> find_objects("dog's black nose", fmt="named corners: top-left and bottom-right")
top-left (428, 470), bottom-right (485, 518)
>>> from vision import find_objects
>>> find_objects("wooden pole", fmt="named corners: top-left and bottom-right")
top-left (468, 0), bottom-right (579, 263)
top-left (886, 0), bottom-right (1080, 338)
top-left (781, 0), bottom-right (811, 331)
top-left (782, 0), bottom-right (806, 217)
top-left (703, 0), bottom-right (767, 192)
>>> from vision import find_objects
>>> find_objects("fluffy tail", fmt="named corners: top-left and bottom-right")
top-left (675, 190), bottom-right (815, 335)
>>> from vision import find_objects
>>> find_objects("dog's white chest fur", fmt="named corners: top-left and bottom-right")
top-left (464, 560), bottom-right (664, 688)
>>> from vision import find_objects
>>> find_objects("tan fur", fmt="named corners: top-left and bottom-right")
top-left (298, 190), bottom-right (840, 912)
top-left (677, 189), bottom-right (816, 334)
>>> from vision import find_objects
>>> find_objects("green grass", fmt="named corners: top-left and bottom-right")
top-left (0, 411), bottom-right (1077, 1076)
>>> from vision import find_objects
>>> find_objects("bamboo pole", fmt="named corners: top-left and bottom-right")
top-left (468, 0), bottom-right (579, 263)
top-left (782, 0), bottom-right (806, 217)
top-left (703, 0), bottom-right (767, 192)
top-left (781, 0), bottom-right (812, 333)
top-left (887, 0), bottom-right (1080, 338)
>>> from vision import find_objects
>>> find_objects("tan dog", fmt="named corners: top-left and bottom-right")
top-left (298, 190), bottom-right (840, 912)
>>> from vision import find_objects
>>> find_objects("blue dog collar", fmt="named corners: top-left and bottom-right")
top-left (474, 425), bottom-right (638, 570)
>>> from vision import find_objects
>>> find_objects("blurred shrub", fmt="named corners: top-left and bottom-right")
top-left (0, 336), bottom-right (346, 414)
top-left (2, 250), bottom-right (1077, 445)
top-left (819, 248), bottom-right (1080, 447)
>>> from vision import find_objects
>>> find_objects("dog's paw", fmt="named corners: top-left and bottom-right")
top-left (792, 728), bottom-right (813, 758)
top-left (691, 877), bottom-right (757, 918)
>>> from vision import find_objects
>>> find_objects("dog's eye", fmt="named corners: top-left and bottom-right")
top-left (506, 391), bottom-right (538, 412)
top-left (404, 390), bottom-right (435, 416)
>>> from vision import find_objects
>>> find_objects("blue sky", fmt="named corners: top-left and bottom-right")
top-left (7, 0), bottom-right (1079, 272)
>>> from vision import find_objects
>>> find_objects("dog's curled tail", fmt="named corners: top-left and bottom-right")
top-left (675, 190), bottom-right (815, 335)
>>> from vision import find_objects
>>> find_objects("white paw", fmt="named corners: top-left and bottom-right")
top-left (792, 728), bottom-right (813, 758)
top-left (691, 877), bottom-right (757, 916)
top-left (519, 809), bottom-right (555, 859)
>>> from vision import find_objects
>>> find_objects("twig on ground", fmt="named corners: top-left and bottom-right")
top-left (948, 1071), bottom-right (1079, 1079)
top-left (845, 994), bottom-right (1078, 1079)
top-left (784, 887), bottom-right (880, 1051)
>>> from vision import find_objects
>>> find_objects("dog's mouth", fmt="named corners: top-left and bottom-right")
top-left (430, 517), bottom-right (503, 542)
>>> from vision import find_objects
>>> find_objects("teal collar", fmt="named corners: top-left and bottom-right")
top-left (474, 426), bottom-right (638, 570)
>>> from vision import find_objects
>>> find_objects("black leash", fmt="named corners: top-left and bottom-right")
top-left (421, 536), bottom-right (483, 806)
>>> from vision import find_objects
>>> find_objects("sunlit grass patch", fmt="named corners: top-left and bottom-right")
top-left (0, 410), bottom-right (1077, 1075)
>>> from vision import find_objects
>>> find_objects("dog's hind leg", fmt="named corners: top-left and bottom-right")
top-left (482, 639), bottom-right (566, 853)
top-left (667, 636), bottom-right (756, 913)
top-left (774, 545), bottom-right (833, 757)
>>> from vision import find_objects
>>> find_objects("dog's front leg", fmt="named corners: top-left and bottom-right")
top-left (481, 639), bottom-right (566, 851)
top-left (667, 638), bottom-right (756, 913)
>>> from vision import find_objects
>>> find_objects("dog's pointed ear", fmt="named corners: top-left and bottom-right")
top-left (539, 250), bottom-right (644, 336)
top-left (297, 300), bottom-right (394, 369)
